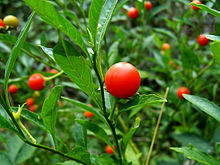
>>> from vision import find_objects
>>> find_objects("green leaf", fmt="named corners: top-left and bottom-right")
top-left (88, 0), bottom-right (105, 42)
top-left (183, 94), bottom-right (220, 122)
top-left (41, 86), bottom-right (63, 136)
top-left (0, 152), bottom-right (11, 165)
top-left (23, 0), bottom-right (88, 56)
top-left (75, 119), bottom-right (112, 146)
top-left (7, 135), bottom-right (23, 162)
top-left (172, 133), bottom-right (213, 153)
top-left (57, 161), bottom-right (82, 165)
top-left (4, 12), bottom-right (34, 107)
top-left (190, 3), bottom-right (220, 18)
top-left (39, 45), bottom-right (55, 62)
top-left (154, 28), bottom-right (178, 42)
top-left (61, 97), bottom-right (106, 124)
top-left (97, 0), bottom-right (119, 74)
top-left (53, 40), bottom-right (101, 109)
top-left (113, 0), bottom-right (129, 16)
top-left (148, 4), bottom-right (169, 21)
top-left (210, 42), bottom-right (220, 65)
top-left (73, 114), bottom-right (87, 148)
top-left (123, 117), bottom-right (140, 152)
top-left (170, 147), bottom-right (220, 165)
top-left (65, 146), bottom-right (91, 165)
top-left (205, 34), bottom-right (220, 42)
top-left (91, 154), bottom-right (117, 165)
top-left (0, 112), bottom-right (17, 133)
top-left (180, 42), bottom-right (199, 70)
top-left (120, 94), bottom-right (167, 113)
top-left (12, 107), bottom-right (47, 131)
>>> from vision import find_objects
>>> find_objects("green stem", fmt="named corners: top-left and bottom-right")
top-left (93, 52), bottom-right (122, 164)
top-left (109, 97), bottom-right (118, 121)
top-left (189, 58), bottom-right (214, 88)
top-left (17, 119), bottom-right (37, 144)
top-left (44, 70), bottom-right (64, 81)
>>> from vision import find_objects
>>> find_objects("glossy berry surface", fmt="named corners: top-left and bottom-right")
top-left (0, 19), bottom-right (5, 28)
top-left (177, 87), bottom-right (189, 99)
top-left (105, 62), bottom-right (141, 98)
top-left (28, 73), bottom-right (45, 91)
top-left (84, 111), bottom-right (94, 118)
top-left (26, 98), bottom-right (34, 107)
top-left (144, 1), bottom-right (152, 10)
top-left (191, 0), bottom-right (201, 10)
top-left (8, 84), bottom-right (18, 94)
top-left (197, 34), bottom-right (209, 46)
top-left (3, 15), bottom-right (19, 28)
top-left (30, 105), bottom-right (37, 112)
top-left (128, 8), bottom-right (139, 19)
top-left (105, 145), bottom-right (116, 154)
top-left (50, 69), bottom-right (58, 74)
top-left (162, 43), bottom-right (171, 51)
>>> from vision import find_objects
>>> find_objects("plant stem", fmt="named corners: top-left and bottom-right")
top-left (109, 97), bottom-right (118, 121)
top-left (93, 52), bottom-right (122, 164)
top-left (44, 70), bottom-right (64, 81)
top-left (189, 58), bottom-right (214, 88)
top-left (145, 88), bottom-right (169, 165)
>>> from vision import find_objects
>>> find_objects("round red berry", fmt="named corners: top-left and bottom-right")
top-left (191, 0), bottom-right (201, 10)
top-left (144, 1), bottom-right (152, 10)
top-left (50, 69), bottom-right (58, 74)
top-left (26, 98), bottom-right (34, 107)
top-left (197, 34), bottom-right (209, 46)
top-left (28, 73), bottom-right (45, 91)
top-left (0, 19), bottom-right (5, 28)
top-left (84, 111), bottom-right (94, 118)
top-left (105, 62), bottom-right (141, 98)
top-left (162, 43), bottom-right (171, 51)
top-left (177, 87), bottom-right (189, 99)
top-left (128, 7), bottom-right (139, 19)
top-left (30, 105), bottom-right (37, 112)
top-left (8, 84), bottom-right (18, 94)
top-left (105, 145), bottom-right (116, 154)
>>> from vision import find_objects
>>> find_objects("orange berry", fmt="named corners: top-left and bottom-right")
top-left (26, 98), bottom-right (34, 107)
top-left (105, 145), bottom-right (116, 154)
top-left (84, 111), bottom-right (94, 118)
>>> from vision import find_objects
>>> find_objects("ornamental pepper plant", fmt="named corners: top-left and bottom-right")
top-left (0, 1), bottom-right (220, 165)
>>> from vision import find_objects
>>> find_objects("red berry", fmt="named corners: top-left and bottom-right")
top-left (0, 19), bottom-right (5, 28)
top-left (84, 111), bottom-right (94, 118)
top-left (144, 1), bottom-right (152, 10)
top-left (169, 60), bottom-right (173, 65)
top-left (197, 34), bottom-right (209, 46)
top-left (177, 87), bottom-right (189, 99)
top-left (105, 62), bottom-right (141, 98)
top-left (28, 73), bottom-right (45, 91)
top-left (191, 0), bottom-right (201, 10)
top-left (30, 105), bottom-right (37, 112)
top-left (105, 145), bottom-right (116, 154)
top-left (8, 84), bottom-right (18, 94)
top-left (26, 98), bottom-right (34, 107)
top-left (50, 69), bottom-right (58, 74)
top-left (128, 8), bottom-right (139, 19)
top-left (162, 43), bottom-right (171, 51)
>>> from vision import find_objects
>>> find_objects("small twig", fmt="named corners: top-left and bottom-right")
top-left (145, 88), bottom-right (169, 165)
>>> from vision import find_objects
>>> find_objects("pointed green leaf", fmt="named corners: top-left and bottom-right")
top-left (23, 0), bottom-right (88, 56)
top-left (39, 45), bottom-right (55, 62)
top-left (120, 94), bottom-right (166, 113)
top-left (4, 12), bottom-right (35, 107)
top-left (190, 3), bottom-right (220, 18)
top-left (75, 119), bottom-right (111, 146)
top-left (97, 0), bottom-right (119, 55)
top-left (183, 94), bottom-right (220, 122)
top-left (88, 0), bottom-right (105, 42)
top-left (0, 110), bottom-right (17, 133)
top-left (205, 35), bottom-right (220, 42)
top-left (210, 42), bottom-right (220, 65)
top-left (0, 152), bottom-right (11, 165)
top-left (61, 97), bottom-right (106, 124)
top-left (53, 40), bottom-right (101, 109)
top-left (170, 147), bottom-right (220, 165)
top-left (65, 146), bottom-right (91, 165)
top-left (41, 86), bottom-right (63, 135)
